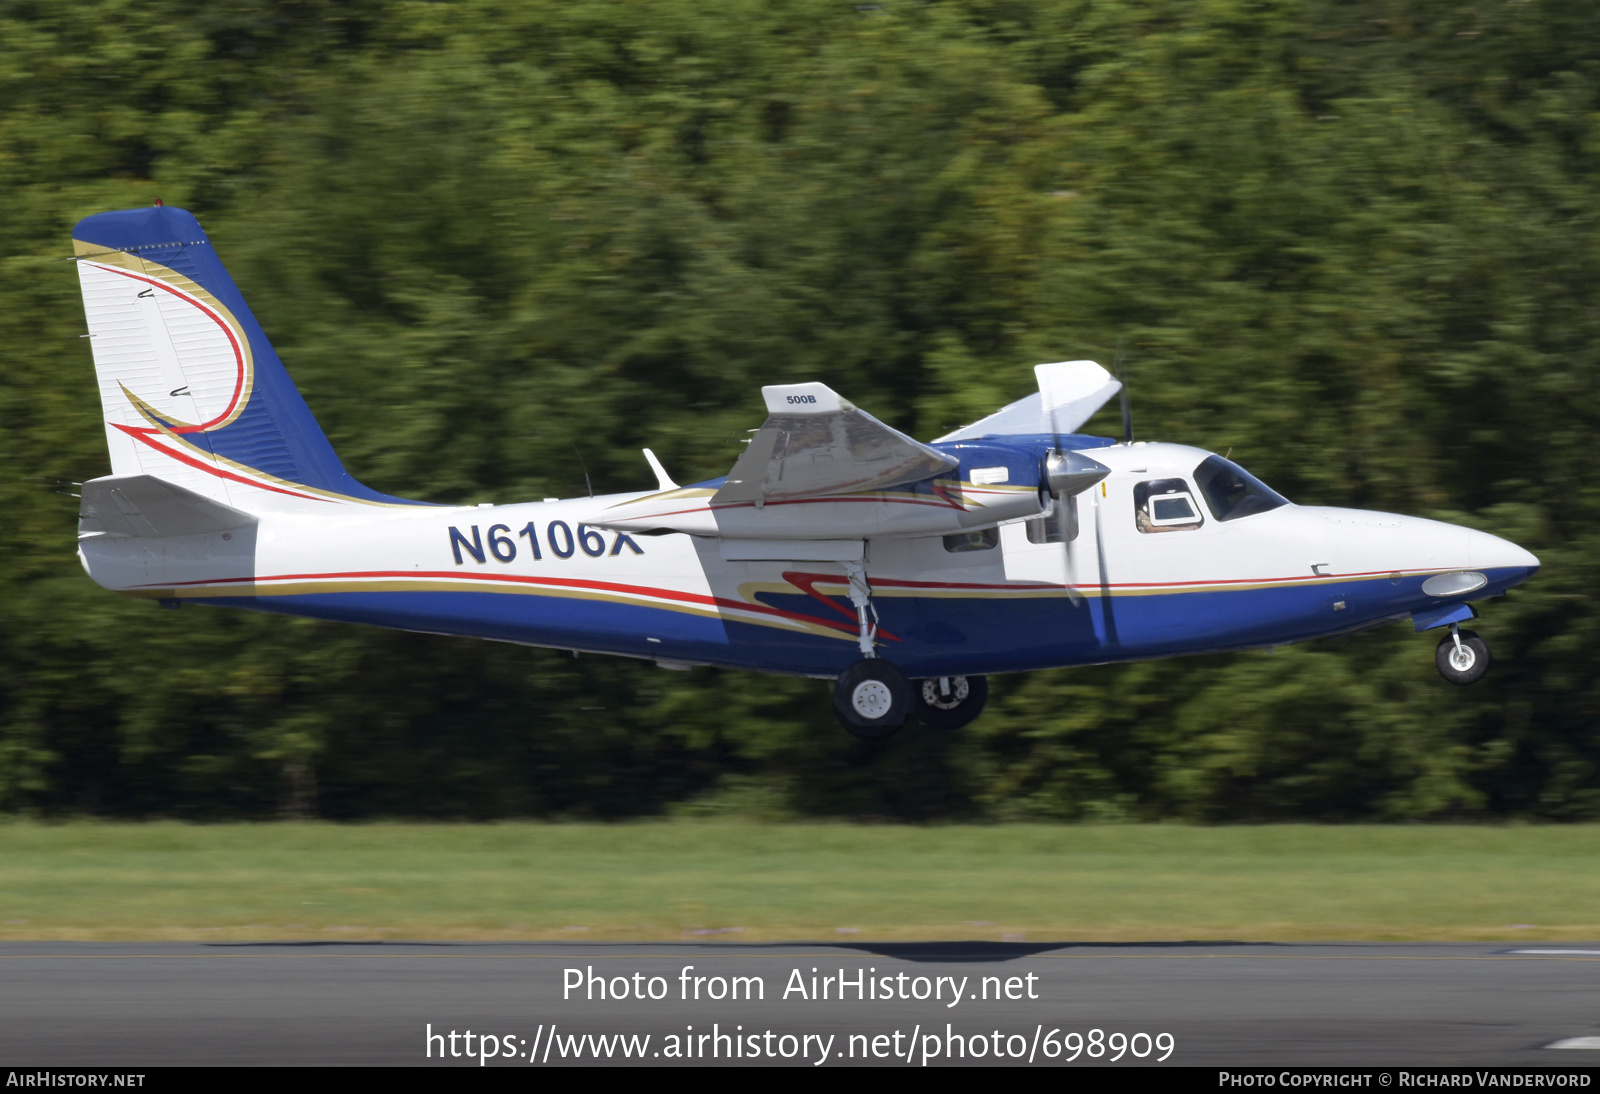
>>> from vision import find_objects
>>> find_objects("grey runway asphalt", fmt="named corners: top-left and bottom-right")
top-left (1, 941), bottom-right (1599, 1067)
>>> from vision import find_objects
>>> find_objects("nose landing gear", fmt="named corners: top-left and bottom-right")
top-left (1435, 625), bottom-right (1490, 685)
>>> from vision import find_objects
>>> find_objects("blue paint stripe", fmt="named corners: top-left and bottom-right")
top-left (182, 565), bottom-right (1535, 678)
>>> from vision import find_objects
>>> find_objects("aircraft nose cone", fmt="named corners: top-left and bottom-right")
top-left (1467, 528), bottom-right (1540, 574)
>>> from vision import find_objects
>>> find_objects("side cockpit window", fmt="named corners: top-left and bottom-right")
top-left (1193, 455), bottom-right (1289, 522)
top-left (1134, 478), bottom-right (1203, 533)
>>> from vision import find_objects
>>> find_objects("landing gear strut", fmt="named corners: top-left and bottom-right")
top-left (1435, 625), bottom-right (1490, 685)
top-left (832, 560), bottom-right (913, 738)
top-left (913, 675), bottom-right (989, 730)
top-left (829, 562), bottom-right (991, 737)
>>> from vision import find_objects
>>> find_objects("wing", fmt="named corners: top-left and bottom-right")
top-left (713, 383), bottom-right (957, 504)
top-left (933, 360), bottom-right (1121, 442)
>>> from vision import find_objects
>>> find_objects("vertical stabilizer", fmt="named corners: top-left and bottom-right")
top-left (72, 205), bottom-right (421, 511)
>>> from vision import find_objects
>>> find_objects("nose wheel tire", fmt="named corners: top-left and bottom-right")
top-left (833, 659), bottom-right (913, 739)
top-left (1436, 629), bottom-right (1490, 686)
top-left (914, 675), bottom-right (990, 730)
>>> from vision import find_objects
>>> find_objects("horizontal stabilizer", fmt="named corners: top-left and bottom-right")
top-left (715, 383), bottom-right (957, 505)
top-left (935, 361), bottom-right (1121, 442)
top-left (79, 474), bottom-right (257, 538)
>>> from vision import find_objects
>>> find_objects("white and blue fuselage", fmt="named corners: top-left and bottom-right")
top-left (80, 436), bottom-right (1538, 680)
top-left (66, 204), bottom-right (1538, 702)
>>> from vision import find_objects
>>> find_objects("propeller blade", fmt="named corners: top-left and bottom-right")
top-left (1059, 496), bottom-right (1083, 606)
top-left (1043, 452), bottom-right (1106, 608)
top-left (1092, 486), bottom-right (1119, 647)
top-left (1032, 362), bottom-right (1116, 612)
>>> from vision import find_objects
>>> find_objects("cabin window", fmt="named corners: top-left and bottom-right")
top-left (1134, 478), bottom-right (1203, 533)
top-left (1026, 496), bottom-right (1077, 543)
top-left (943, 527), bottom-right (999, 553)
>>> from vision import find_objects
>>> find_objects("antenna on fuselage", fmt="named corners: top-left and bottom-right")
top-left (571, 443), bottom-right (594, 497)
top-left (642, 448), bottom-right (678, 491)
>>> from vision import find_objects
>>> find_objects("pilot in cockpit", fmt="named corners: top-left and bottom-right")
top-left (1134, 478), bottom-right (1205, 533)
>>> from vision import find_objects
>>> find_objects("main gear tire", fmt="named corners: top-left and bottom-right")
top-left (833, 659), bottom-right (914, 740)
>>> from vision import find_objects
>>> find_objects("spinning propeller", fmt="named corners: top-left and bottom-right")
top-left (1036, 362), bottom-right (1118, 606)
top-left (932, 359), bottom-right (1122, 606)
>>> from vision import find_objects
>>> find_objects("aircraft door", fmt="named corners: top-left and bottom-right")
top-left (1105, 472), bottom-right (1227, 649)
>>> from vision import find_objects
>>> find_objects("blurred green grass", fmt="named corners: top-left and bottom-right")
top-left (0, 822), bottom-right (1594, 942)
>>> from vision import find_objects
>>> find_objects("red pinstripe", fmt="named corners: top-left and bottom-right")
top-left (113, 424), bottom-right (331, 502)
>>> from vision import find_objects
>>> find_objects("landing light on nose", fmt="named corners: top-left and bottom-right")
top-left (1422, 572), bottom-right (1486, 597)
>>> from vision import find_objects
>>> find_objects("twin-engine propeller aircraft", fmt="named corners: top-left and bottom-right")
top-left (70, 205), bottom-right (1540, 738)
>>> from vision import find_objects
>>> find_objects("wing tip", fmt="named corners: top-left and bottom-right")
top-left (760, 382), bottom-right (851, 415)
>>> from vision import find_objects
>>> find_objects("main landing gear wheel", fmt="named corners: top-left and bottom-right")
top-left (914, 675), bottom-right (989, 730)
top-left (833, 659), bottom-right (914, 740)
top-left (1436, 628), bottom-right (1490, 686)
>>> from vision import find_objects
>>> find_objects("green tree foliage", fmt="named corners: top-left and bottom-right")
top-left (0, 0), bottom-right (1594, 819)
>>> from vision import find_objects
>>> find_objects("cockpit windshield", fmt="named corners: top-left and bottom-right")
top-left (1193, 455), bottom-right (1289, 522)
